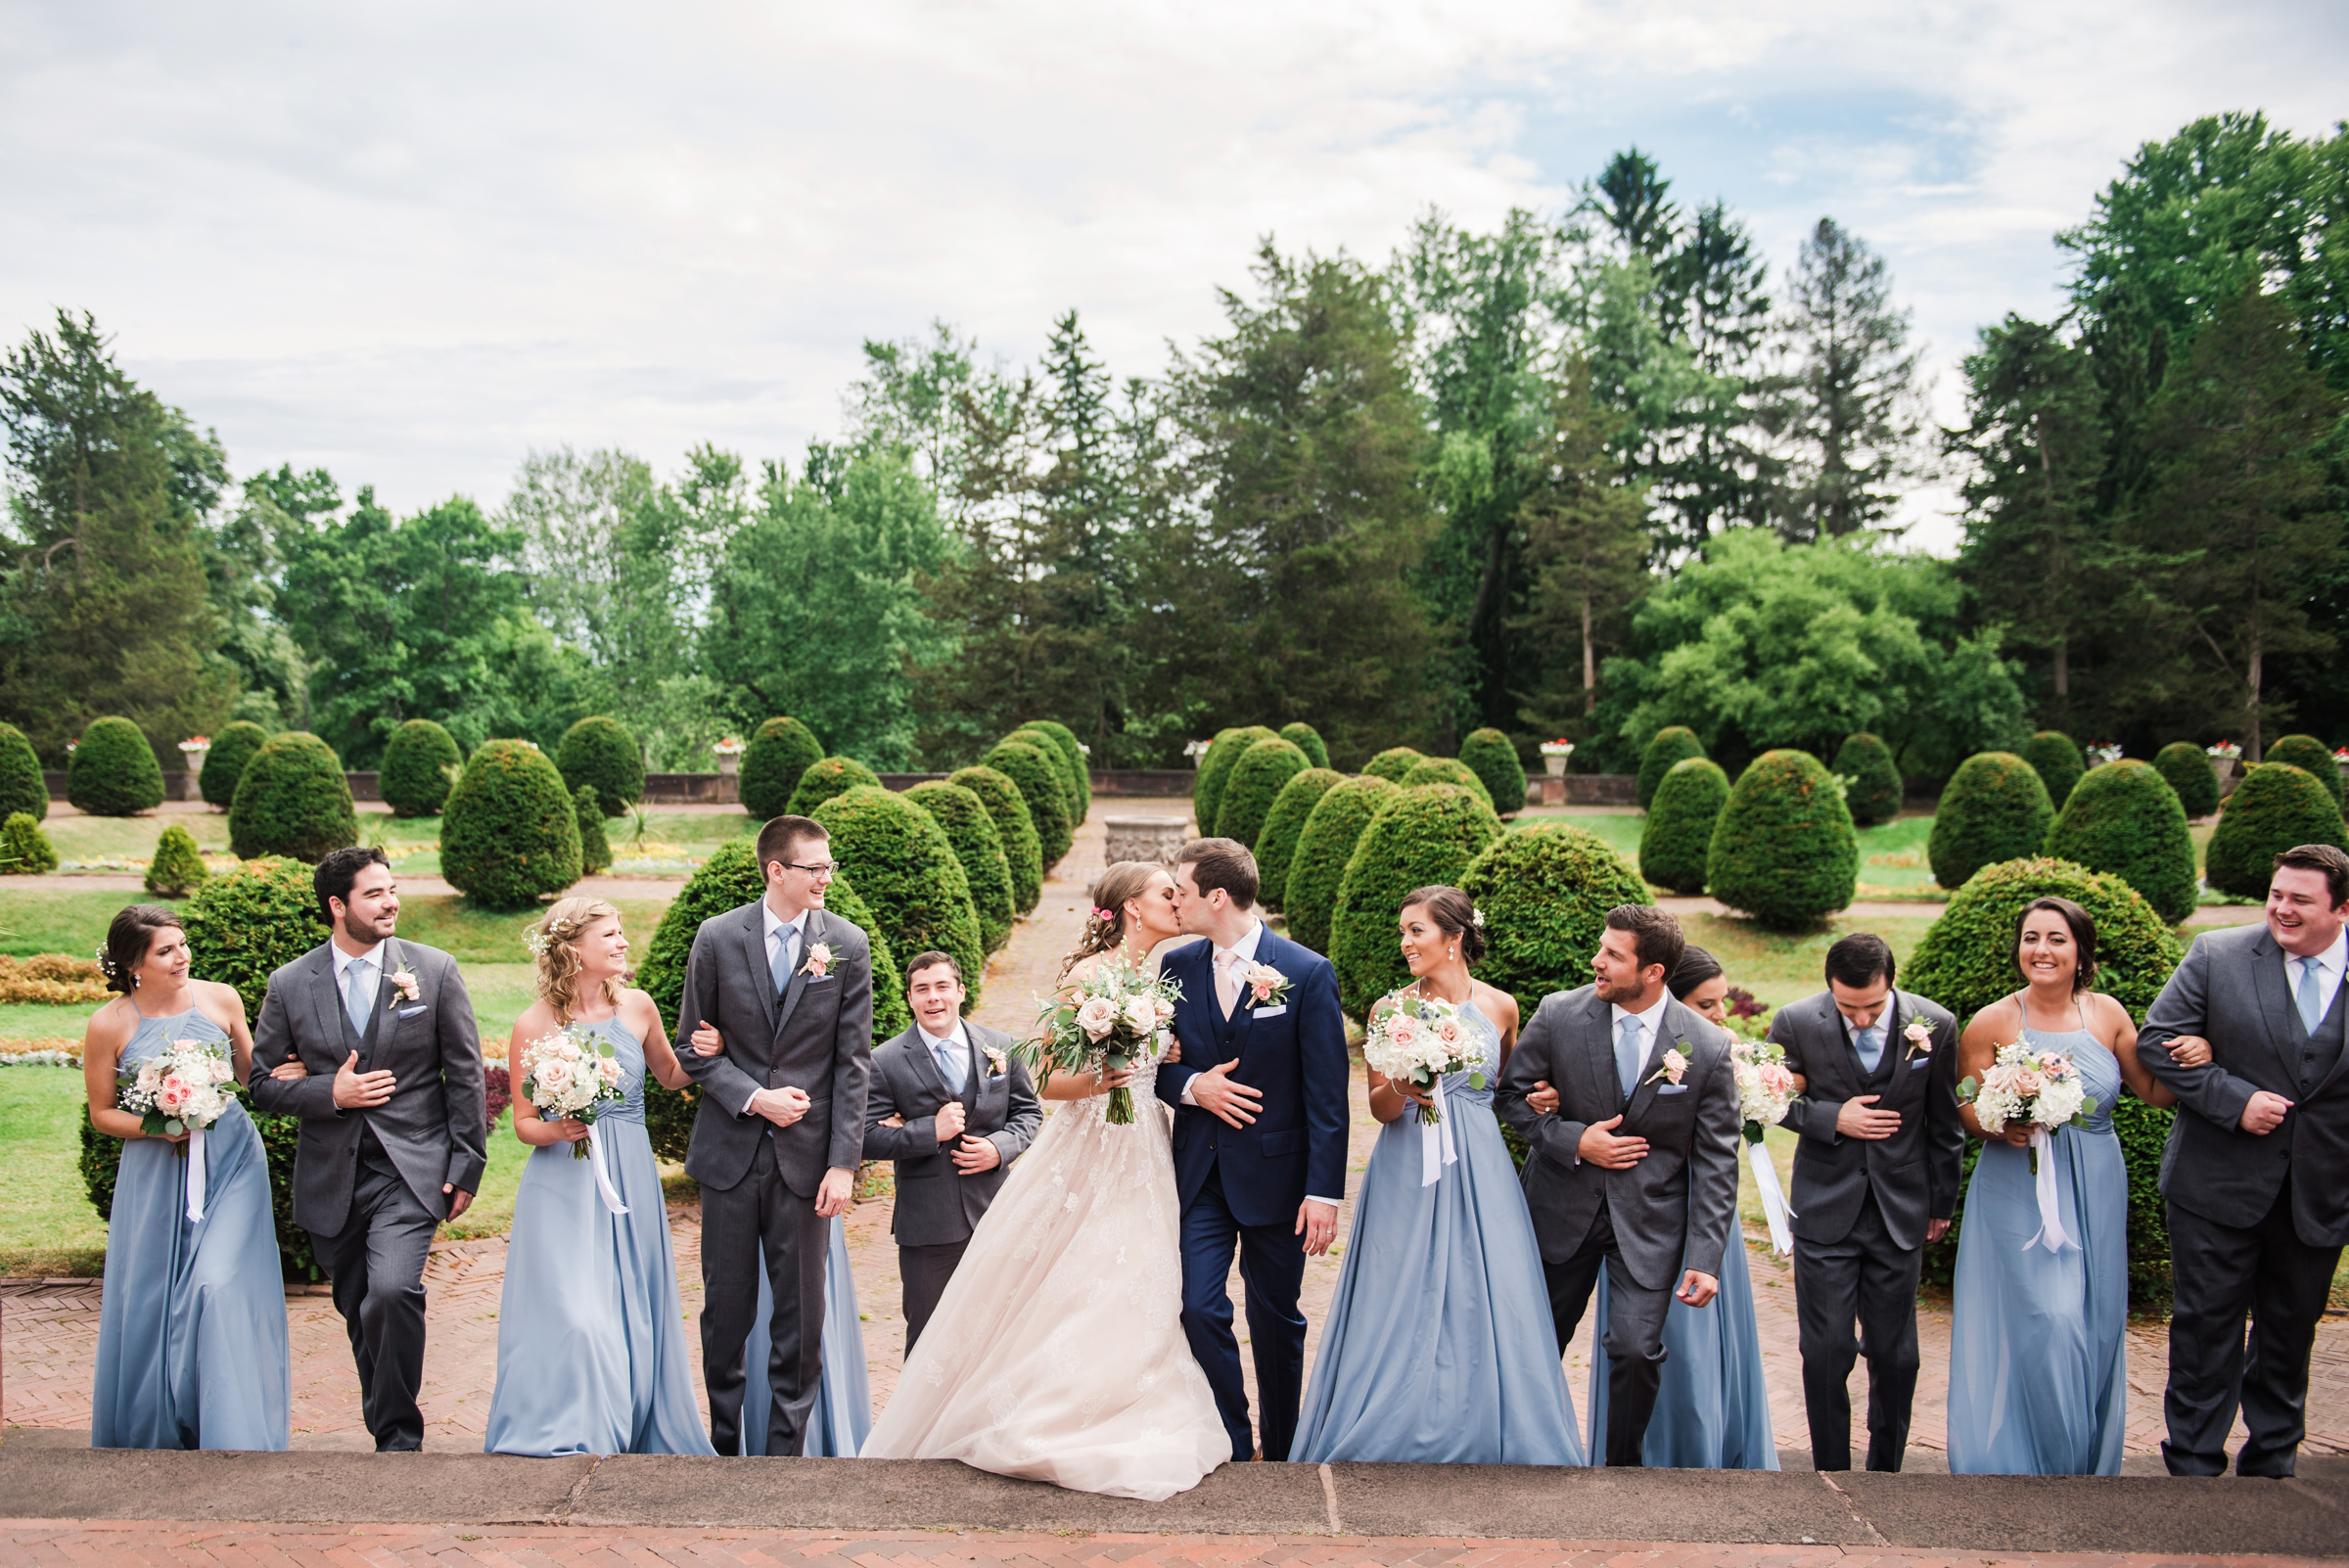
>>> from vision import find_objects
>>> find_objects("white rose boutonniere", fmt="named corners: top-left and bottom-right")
top-left (803, 943), bottom-right (833, 978)
top-left (388, 967), bottom-right (421, 1004)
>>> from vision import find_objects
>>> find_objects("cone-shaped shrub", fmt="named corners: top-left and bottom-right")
top-left (2042, 759), bottom-right (2197, 924)
top-left (1018, 719), bottom-right (1091, 819)
top-left (1279, 721), bottom-right (1329, 769)
top-left (2206, 761), bottom-right (2349, 899)
top-left (741, 716), bottom-right (823, 818)
top-left (144, 824), bottom-right (207, 897)
top-left (1283, 775), bottom-right (1397, 954)
top-left (1832, 732), bottom-right (1905, 826)
top-left (2, 811), bottom-right (57, 874)
top-left (907, 780), bottom-right (1014, 953)
top-left (197, 720), bottom-right (269, 812)
top-left (557, 715), bottom-right (643, 815)
top-left (983, 740), bottom-right (1072, 869)
top-left (1927, 752), bottom-right (2054, 892)
top-left (229, 732), bottom-right (358, 861)
top-left (1402, 756), bottom-right (1497, 813)
top-left (1254, 767), bottom-right (1344, 912)
top-left (1362, 746), bottom-right (1424, 784)
top-left (787, 755), bottom-right (882, 818)
top-left (2265, 734), bottom-right (2342, 808)
top-left (0, 722), bottom-right (45, 823)
top-left (951, 765), bottom-right (1042, 914)
top-left (1331, 785), bottom-right (1503, 1016)
top-left (1707, 750), bottom-right (1859, 928)
top-left (1464, 822), bottom-right (1651, 1018)
top-left (1216, 738), bottom-right (1311, 846)
top-left (440, 739), bottom-right (582, 909)
top-left (1005, 727), bottom-right (1081, 824)
top-left (379, 718), bottom-right (460, 818)
top-left (575, 785), bottom-right (614, 875)
top-left (813, 785), bottom-right (984, 1008)
top-left (1459, 728), bottom-right (1527, 818)
top-left (1195, 726), bottom-right (1277, 834)
top-left (2154, 741), bottom-right (2223, 819)
top-left (1639, 757), bottom-right (1731, 895)
top-left (68, 716), bottom-right (162, 816)
top-left (2022, 731), bottom-right (2086, 813)
top-left (1637, 726), bottom-right (1706, 810)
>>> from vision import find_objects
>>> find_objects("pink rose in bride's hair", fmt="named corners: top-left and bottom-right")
top-left (1076, 995), bottom-right (1119, 1040)
top-left (536, 1058), bottom-right (574, 1094)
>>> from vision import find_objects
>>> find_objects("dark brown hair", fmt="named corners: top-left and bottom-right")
top-left (314, 845), bottom-right (392, 924)
top-left (101, 904), bottom-right (184, 995)
top-left (755, 814), bottom-right (828, 880)
top-left (1176, 837), bottom-right (1259, 908)
top-left (2012, 896), bottom-right (2097, 993)
top-left (1402, 885), bottom-right (1484, 965)
top-left (905, 949), bottom-right (962, 985)
top-left (2274, 843), bottom-right (2349, 907)
top-left (1605, 904), bottom-right (1684, 979)
top-left (1824, 931), bottom-right (1896, 990)
top-left (1669, 945), bottom-right (1726, 1001)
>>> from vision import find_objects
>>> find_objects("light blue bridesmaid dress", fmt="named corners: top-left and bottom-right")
top-left (1946, 998), bottom-right (2127, 1475)
top-left (484, 1015), bottom-right (714, 1455)
top-left (739, 1214), bottom-right (871, 1456)
top-left (1290, 995), bottom-right (1584, 1465)
top-left (90, 1006), bottom-right (290, 1451)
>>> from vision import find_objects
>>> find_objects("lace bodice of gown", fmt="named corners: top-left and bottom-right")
top-left (572, 1014), bottom-right (647, 1125)
top-left (2014, 995), bottom-right (2119, 1135)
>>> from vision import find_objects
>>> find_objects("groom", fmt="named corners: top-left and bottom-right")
top-left (1157, 838), bottom-right (1350, 1464)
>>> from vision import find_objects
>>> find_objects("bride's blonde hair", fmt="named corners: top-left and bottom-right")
top-left (530, 896), bottom-right (625, 1024)
top-left (1060, 860), bottom-right (1169, 979)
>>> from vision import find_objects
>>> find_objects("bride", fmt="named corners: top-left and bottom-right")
top-left (858, 860), bottom-right (1229, 1499)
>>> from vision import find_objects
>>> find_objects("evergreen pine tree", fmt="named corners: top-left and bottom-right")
top-left (1773, 220), bottom-right (1928, 539)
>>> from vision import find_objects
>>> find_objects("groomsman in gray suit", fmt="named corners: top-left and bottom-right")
top-left (675, 813), bottom-right (874, 1456)
top-left (249, 846), bottom-right (486, 1453)
top-left (2141, 843), bottom-right (2349, 1478)
top-left (862, 950), bottom-right (1041, 1351)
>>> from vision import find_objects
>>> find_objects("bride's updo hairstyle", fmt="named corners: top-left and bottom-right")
top-left (1402, 884), bottom-right (1485, 965)
top-left (530, 895), bottom-right (624, 1024)
top-left (1061, 860), bottom-right (1167, 979)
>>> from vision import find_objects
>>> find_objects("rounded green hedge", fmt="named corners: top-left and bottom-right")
top-left (983, 740), bottom-right (1072, 869)
top-left (2022, 730), bottom-right (2086, 813)
top-left (787, 754), bottom-right (882, 818)
top-left (1283, 775), bottom-right (1398, 955)
top-left (1362, 746), bottom-right (1425, 785)
top-left (2205, 761), bottom-right (2349, 899)
top-left (813, 785), bottom-right (984, 1009)
top-left (1254, 767), bottom-right (1344, 913)
top-left (2154, 741), bottom-right (2223, 819)
top-left (2, 811), bottom-right (57, 874)
top-left (1928, 752), bottom-right (2055, 892)
top-left (1279, 721), bottom-right (1329, 770)
top-left (1706, 749), bottom-right (1858, 928)
top-left (0, 722), bottom-right (45, 823)
top-left (1018, 719), bottom-right (1091, 820)
top-left (1401, 756), bottom-right (1496, 813)
top-left (198, 720), bottom-right (269, 812)
top-left (1639, 756), bottom-right (1731, 895)
top-left (379, 717), bottom-right (460, 818)
top-left (228, 732), bottom-right (358, 861)
top-left (1195, 725), bottom-right (1277, 835)
top-left (907, 780), bottom-right (1015, 953)
top-left (575, 785), bottom-right (614, 875)
top-left (440, 739), bottom-right (583, 909)
top-left (1464, 821), bottom-right (1652, 1018)
top-left (1005, 727), bottom-right (1082, 826)
top-left (1458, 728), bottom-right (1527, 818)
top-left (1832, 732), bottom-right (1904, 827)
top-left (1216, 737), bottom-right (1312, 846)
top-left (2041, 759), bottom-right (2197, 924)
top-left (1637, 726), bottom-right (1705, 810)
top-left (950, 764), bottom-right (1042, 914)
top-left (144, 823), bottom-right (207, 897)
top-left (741, 716), bottom-right (823, 818)
top-left (1330, 784), bottom-right (1503, 1017)
top-left (68, 716), bottom-right (162, 816)
top-left (2265, 734), bottom-right (2342, 808)
top-left (557, 715), bottom-right (643, 815)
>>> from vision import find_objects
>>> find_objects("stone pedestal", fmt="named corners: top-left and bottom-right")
top-left (1541, 774), bottom-right (1567, 805)
top-left (1102, 815), bottom-right (1189, 866)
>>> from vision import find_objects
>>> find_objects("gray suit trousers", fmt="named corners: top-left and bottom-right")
top-left (898, 1239), bottom-right (970, 1355)
top-left (699, 1135), bottom-right (829, 1456)
top-left (308, 1137), bottom-right (438, 1452)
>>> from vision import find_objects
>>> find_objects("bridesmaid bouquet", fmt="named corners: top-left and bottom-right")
top-left (1727, 1038), bottom-right (1796, 1145)
top-left (1026, 962), bottom-right (1180, 1125)
top-left (1362, 992), bottom-right (1481, 1126)
top-left (519, 1026), bottom-right (625, 1159)
top-left (1959, 1041), bottom-right (2096, 1174)
top-left (116, 1037), bottom-right (237, 1148)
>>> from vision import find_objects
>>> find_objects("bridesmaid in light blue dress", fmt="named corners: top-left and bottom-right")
top-left (484, 898), bottom-right (714, 1456)
top-left (85, 905), bottom-right (290, 1451)
top-left (1947, 896), bottom-right (2180, 1476)
top-left (740, 1217), bottom-right (871, 1456)
top-left (1291, 885), bottom-right (1583, 1465)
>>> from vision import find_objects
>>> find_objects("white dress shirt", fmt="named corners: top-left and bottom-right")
top-left (744, 901), bottom-right (808, 1114)
top-left (2288, 928), bottom-right (2347, 1025)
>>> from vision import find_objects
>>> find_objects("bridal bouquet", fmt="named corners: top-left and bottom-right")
top-left (1026, 961), bottom-right (1180, 1125)
top-left (1728, 1038), bottom-right (1796, 1145)
top-left (1361, 992), bottom-right (1481, 1127)
top-left (117, 1037), bottom-right (237, 1147)
top-left (519, 1025), bottom-right (625, 1159)
top-left (1959, 1041), bottom-right (2096, 1175)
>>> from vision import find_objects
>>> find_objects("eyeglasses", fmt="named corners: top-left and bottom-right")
top-left (783, 860), bottom-right (842, 875)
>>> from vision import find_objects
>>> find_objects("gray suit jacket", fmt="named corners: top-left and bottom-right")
top-left (248, 938), bottom-right (487, 1235)
top-left (674, 899), bottom-right (874, 1198)
top-left (861, 1020), bottom-right (1041, 1248)
top-left (1770, 989), bottom-right (1962, 1249)
top-left (2140, 921), bottom-right (2349, 1246)
top-left (1495, 986), bottom-right (1740, 1289)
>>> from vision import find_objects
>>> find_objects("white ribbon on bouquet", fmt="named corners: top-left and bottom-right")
top-left (1418, 1075), bottom-right (1458, 1186)
top-left (184, 1126), bottom-right (208, 1222)
top-left (1746, 1139), bottom-right (1793, 1255)
top-left (586, 1123), bottom-right (630, 1215)
top-left (2024, 1128), bottom-right (2069, 1253)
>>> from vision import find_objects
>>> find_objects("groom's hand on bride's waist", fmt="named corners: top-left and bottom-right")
top-left (1188, 1060), bottom-right (1262, 1127)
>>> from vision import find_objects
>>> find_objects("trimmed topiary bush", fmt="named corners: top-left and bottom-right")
top-left (1706, 749), bottom-right (1859, 928)
top-left (1639, 757), bottom-right (1731, 895)
top-left (1362, 746), bottom-right (1425, 785)
top-left (907, 780), bottom-right (1015, 953)
top-left (1284, 775), bottom-right (1398, 955)
top-left (1254, 767), bottom-right (1344, 913)
top-left (197, 719), bottom-right (270, 812)
top-left (983, 740), bottom-right (1072, 870)
top-left (1216, 737), bottom-right (1312, 847)
top-left (557, 715), bottom-right (644, 816)
top-left (0, 722), bottom-right (45, 823)
top-left (144, 824), bottom-right (207, 897)
top-left (813, 785), bottom-right (985, 1010)
top-left (228, 732), bottom-right (358, 862)
top-left (1927, 752), bottom-right (2055, 892)
top-left (439, 739), bottom-right (583, 909)
top-left (1279, 721), bottom-right (1329, 770)
top-left (1459, 729), bottom-right (1527, 818)
top-left (741, 716), bottom-right (824, 818)
top-left (1330, 784), bottom-right (1504, 1016)
top-left (379, 718), bottom-right (460, 818)
top-left (1402, 756), bottom-right (1497, 813)
top-left (68, 716), bottom-right (163, 816)
top-left (1005, 727), bottom-right (1082, 824)
top-left (1637, 726), bottom-right (1706, 810)
top-left (2022, 731), bottom-right (2086, 813)
top-left (2154, 741), bottom-right (2223, 819)
top-left (1464, 822), bottom-right (1652, 1018)
top-left (2265, 734), bottom-right (2342, 809)
top-left (1019, 719), bottom-right (1091, 820)
top-left (787, 755), bottom-right (882, 818)
top-left (951, 764), bottom-right (1042, 914)
top-left (2, 811), bottom-right (57, 874)
top-left (575, 785), bottom-right (614, 875)
top-left (2205, 761), bottom-right (2349, 899)
top-left (1195, 726), bottom-right (1278, 835)
top-left (2041, 759), bottom-right (2197, 924)
top-left (1832, 732), bottom-right (1905, 827)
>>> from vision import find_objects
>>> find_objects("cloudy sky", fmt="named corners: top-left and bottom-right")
top-left (4, 0), bottom-right (2343, 549)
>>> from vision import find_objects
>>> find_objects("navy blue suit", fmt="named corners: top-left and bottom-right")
top-left (1155, 926), bottom-right (1351, 1462)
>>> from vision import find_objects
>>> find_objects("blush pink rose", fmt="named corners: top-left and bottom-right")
top-left (535, 1058), bottom-right (574, 1094)
top-left (597, 1057), bottom-right (622, 1085)
top-left (1387, 1014), bottom-right (1420, 1049)
top-left (158, 1076), bottom-right (191, 1112)
top-left (208, 1055), bottom-right (234, 1083)
top-left (1435, 1018), bottom-right (1463, 1047)
top-left (1076, 995), bottom-right (1119, 1039)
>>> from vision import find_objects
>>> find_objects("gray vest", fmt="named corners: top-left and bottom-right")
top-left (2283, 974), bottom-right (2347, 1091)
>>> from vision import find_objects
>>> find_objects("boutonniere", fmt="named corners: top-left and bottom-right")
top-left (388, 967), bottom-right (421, 1004)
top-left (1645, 1047), bottom-right (1688, 1086)
top-left (1243, 962), bottom-right (1292, 1008)
top-left (982, 1044), bottom-right (1007, 1078)
top-left (802, 943), bottom-right (833, 978)
top-left (1904, 1020), bottom-right (1933, 1057)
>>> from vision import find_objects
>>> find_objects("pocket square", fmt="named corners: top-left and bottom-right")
top-left (1254, 1003), bottom-right (1288, 1018)
top-left (1655, 1083), bottom-right (1689, 1095)
top-left (1910, 1058), bottom-right (1928, 1070)
top-left (806, 973), bottom-right (837, 985)
top-left (396, 1004), bottom-right (427, 1019)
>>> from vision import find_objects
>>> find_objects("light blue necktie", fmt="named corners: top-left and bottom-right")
top-left (1854, 1023), bottom-right (1883, 1075)
top-left (1616, 1015), bottom-right (1644, 1100)
top-left (771, 925), bottom-right (798, 999)
top-left (934, 1034), bottom-right (966, 1095)
top-left (2297, 956), bottom-right (2326, 1035)
top-left (345, 957), bottom-right (374, 1038)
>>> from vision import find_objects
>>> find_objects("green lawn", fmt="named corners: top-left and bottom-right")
top-left (0, 1065), bottom-right (109, 1275)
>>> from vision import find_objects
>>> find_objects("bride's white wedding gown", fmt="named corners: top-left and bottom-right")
top-left (858, 1034), bottom-right (1229, 1499)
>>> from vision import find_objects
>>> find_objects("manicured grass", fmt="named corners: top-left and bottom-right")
top-left (1679, 912), bottom-right (1939, 1013)
top-left (0, 1065), bottom-right (109, 1274)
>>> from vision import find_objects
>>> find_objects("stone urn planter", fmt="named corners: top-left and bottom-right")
top-left (1103, 815), bottom-right (1188, 866)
